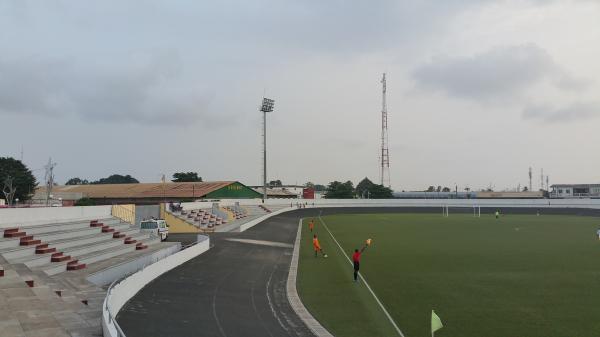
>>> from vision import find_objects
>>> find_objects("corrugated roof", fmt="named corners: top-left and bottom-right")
top-left (550, 184), bottom-right (600, 188)
top-left (38, 182), bottom-right (235, 199)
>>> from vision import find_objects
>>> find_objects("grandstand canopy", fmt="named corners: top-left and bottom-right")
top-left (36, 181), bottom-right (262, 204)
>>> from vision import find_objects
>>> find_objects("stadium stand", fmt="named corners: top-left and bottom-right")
top-left (167, 203), bottom-right (289, 232)
top-left (0, 215), bottom-right (179, 336)
top-left (171, 208), bottom-right (228, 231)
top-left (0, 217), bottom-right (161, 275)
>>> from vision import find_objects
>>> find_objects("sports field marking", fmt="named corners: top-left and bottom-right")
top-left (318, 216), bottom-right (405, 337)
top-left (287, 219), bottom-right (335, 337)
top-left (225, 238), bottom-right (293, 248)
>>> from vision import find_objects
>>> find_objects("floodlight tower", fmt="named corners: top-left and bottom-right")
top-left (540, 168), bottom-right (544, 191)
top-left (44, 157), bottom-right (57, 206)
top-left (260, 97), bottom-right (275, 201)
top-left (528, 167), bottom-right (532, 191)
top-left (380, 73), bottom-right (390, 188)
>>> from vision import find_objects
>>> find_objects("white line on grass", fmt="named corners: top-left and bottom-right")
top-left (318, 215), bottom-right (405, 337)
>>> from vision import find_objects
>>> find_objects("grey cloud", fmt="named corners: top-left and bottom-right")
top-left (411, 44), bottom-right (563, 101)
top-left (522, 102), bottom-right (599, 123)
top-left (0, 55), bottom-right (217, 126)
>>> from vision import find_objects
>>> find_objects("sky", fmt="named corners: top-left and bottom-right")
top-left (1, 0), bottom-right (599, 192)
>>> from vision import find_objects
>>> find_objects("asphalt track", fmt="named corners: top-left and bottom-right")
top-left (116, 207), bottom-right (600, 337)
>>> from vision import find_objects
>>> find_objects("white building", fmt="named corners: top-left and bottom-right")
top-left (550, 184), bottom-right (600, 198)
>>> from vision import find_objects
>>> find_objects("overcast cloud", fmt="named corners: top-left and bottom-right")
top-left (1, 0), bottom-right (599, 191)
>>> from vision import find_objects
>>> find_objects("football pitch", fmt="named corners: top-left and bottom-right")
top-left (297, 212), bottom-right (600, 337)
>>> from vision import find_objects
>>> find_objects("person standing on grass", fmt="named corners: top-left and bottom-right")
top-left (352, 240), bottom-right (370, 282)
top-left (596, 228), bottom-right (600, 240)
top-left (312, 234), bottom-right (326, 257)
top-left (308, 219), bottom-right (315, 232)
top-left (495, 209), bottom-right (500, 219)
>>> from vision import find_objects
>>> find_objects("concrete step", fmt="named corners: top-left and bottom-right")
top-left (41, 237), bottom-right (161, 276)
top-left (19, 232), bottom-right (151, 268)
top-left (0, 218), bottom-right (123, 250)
top-left (0, 223), bottom-right (136, 259)
top-left (66, 259), bottom-right (86, 271)
top-left (0, 217), bottom-right (121, 237)
top-left (51, 252), bottom-right (72, 262)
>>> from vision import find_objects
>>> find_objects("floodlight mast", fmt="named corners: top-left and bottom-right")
top-left (260, 98), bottom-right (275, 202)
top-left (380, 73), bottom-right (390, 188)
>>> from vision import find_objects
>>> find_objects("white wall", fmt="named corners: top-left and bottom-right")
top-left (181, 198), bottom-right (600, 210)
top-left (0, 205), bottom-right (112, 228)
top-left (103, 237), bottom-right (210, 337)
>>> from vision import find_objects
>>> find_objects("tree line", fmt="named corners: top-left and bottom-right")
top-left (322, 177), bottom-right (393, 199)
top-left (66, 171), bottom-right (204, 185)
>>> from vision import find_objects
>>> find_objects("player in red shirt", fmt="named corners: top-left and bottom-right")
top-left (308, 219), bottom-right (315, 232)
top-left (352, 240), bottom-right (370, 282)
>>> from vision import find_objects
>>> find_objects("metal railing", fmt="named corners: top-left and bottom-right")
top-left (111, 204), bottom-right (136, 224)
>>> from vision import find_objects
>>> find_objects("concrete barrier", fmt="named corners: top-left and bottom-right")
top-left (102, 236), bottom-right (210, 337)
top-left (0, 205), bottom-right (113, 228)
top-left (88, 243), bottom-right (181, 286)
top-left (238, 207), bottom-right (294, 232)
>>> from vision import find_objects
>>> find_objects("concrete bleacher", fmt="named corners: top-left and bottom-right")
top-left (0, 215), bottom-right (178, 336)
top-left (174, 208), bottom-right (228, 231)
top-left (169, 204), bottom-right (289, 233)
top-left (0, 217), bottom-right (160, 275)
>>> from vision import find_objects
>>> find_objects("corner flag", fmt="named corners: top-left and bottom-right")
top-left (431, 310), bottom-right (443, 335)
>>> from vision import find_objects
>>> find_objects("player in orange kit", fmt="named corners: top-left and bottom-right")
top-left (312, 234), bottom-right (327, 258)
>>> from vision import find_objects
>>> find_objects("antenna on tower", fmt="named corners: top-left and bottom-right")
top-left (540, 168), bottom-right (544, 191)
top-left (44, 158), bottom-right (57, 206)
top-left (546, 175), bottom-right (549, 191)
top-left (528, 167), bottom-right (532, 191)
top-left (380, 73), bottom-right (390, 188)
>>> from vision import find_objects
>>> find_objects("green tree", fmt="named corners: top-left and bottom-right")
top-left (357, 177), bottom-right (393, 199)
top-left (426, 186), bottom-right (436, 192)
top-left (65, 177), bottom-right (89, 185)
top-left (0, 157), bottom-right (37, 203)
top-left (269, 179), bottom-right (282, 187)
top-left (356, 177), bottom-right (375, 198)
top-left (171, 172), bottom-right (202, 182)
top-left (74, 197), bottom-right (96, 206)
top-left (324, 180), bottom-right (355, 199)
top-left (442, 187), bottom-right (451, 192)
top-left (369, 184), bottom-right (393, 199)
top-left (314, 184), bottom-right (326, 192)
top-left (92, 174), bottom-right (139, 184)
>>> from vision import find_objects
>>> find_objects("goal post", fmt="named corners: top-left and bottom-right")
top-left (443, 205), bottom-right (481, 217)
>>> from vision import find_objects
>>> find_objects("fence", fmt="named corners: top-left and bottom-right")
top-left (111, 204), bottom-right (136, 224)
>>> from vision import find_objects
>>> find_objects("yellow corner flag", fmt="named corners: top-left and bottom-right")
top-left (431, 310), bottom-right (443, 335)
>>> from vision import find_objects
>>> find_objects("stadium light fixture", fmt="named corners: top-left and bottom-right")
top-left (261, 98), bottom-right (274, 113)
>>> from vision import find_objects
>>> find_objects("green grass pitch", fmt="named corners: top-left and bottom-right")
top-left (297, 213), bottom-right (600, 337)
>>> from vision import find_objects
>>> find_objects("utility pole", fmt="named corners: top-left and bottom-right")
top-left (260, 97), bottom-right (275, 202)
top-left (528, 167), bottom-right (532, 192)
top-left (380, 73), bottom-right (390, 188)
top-left (540, 168), bottom-right (544, 191)
top-left (44, 158), bottom-right (57, 206)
